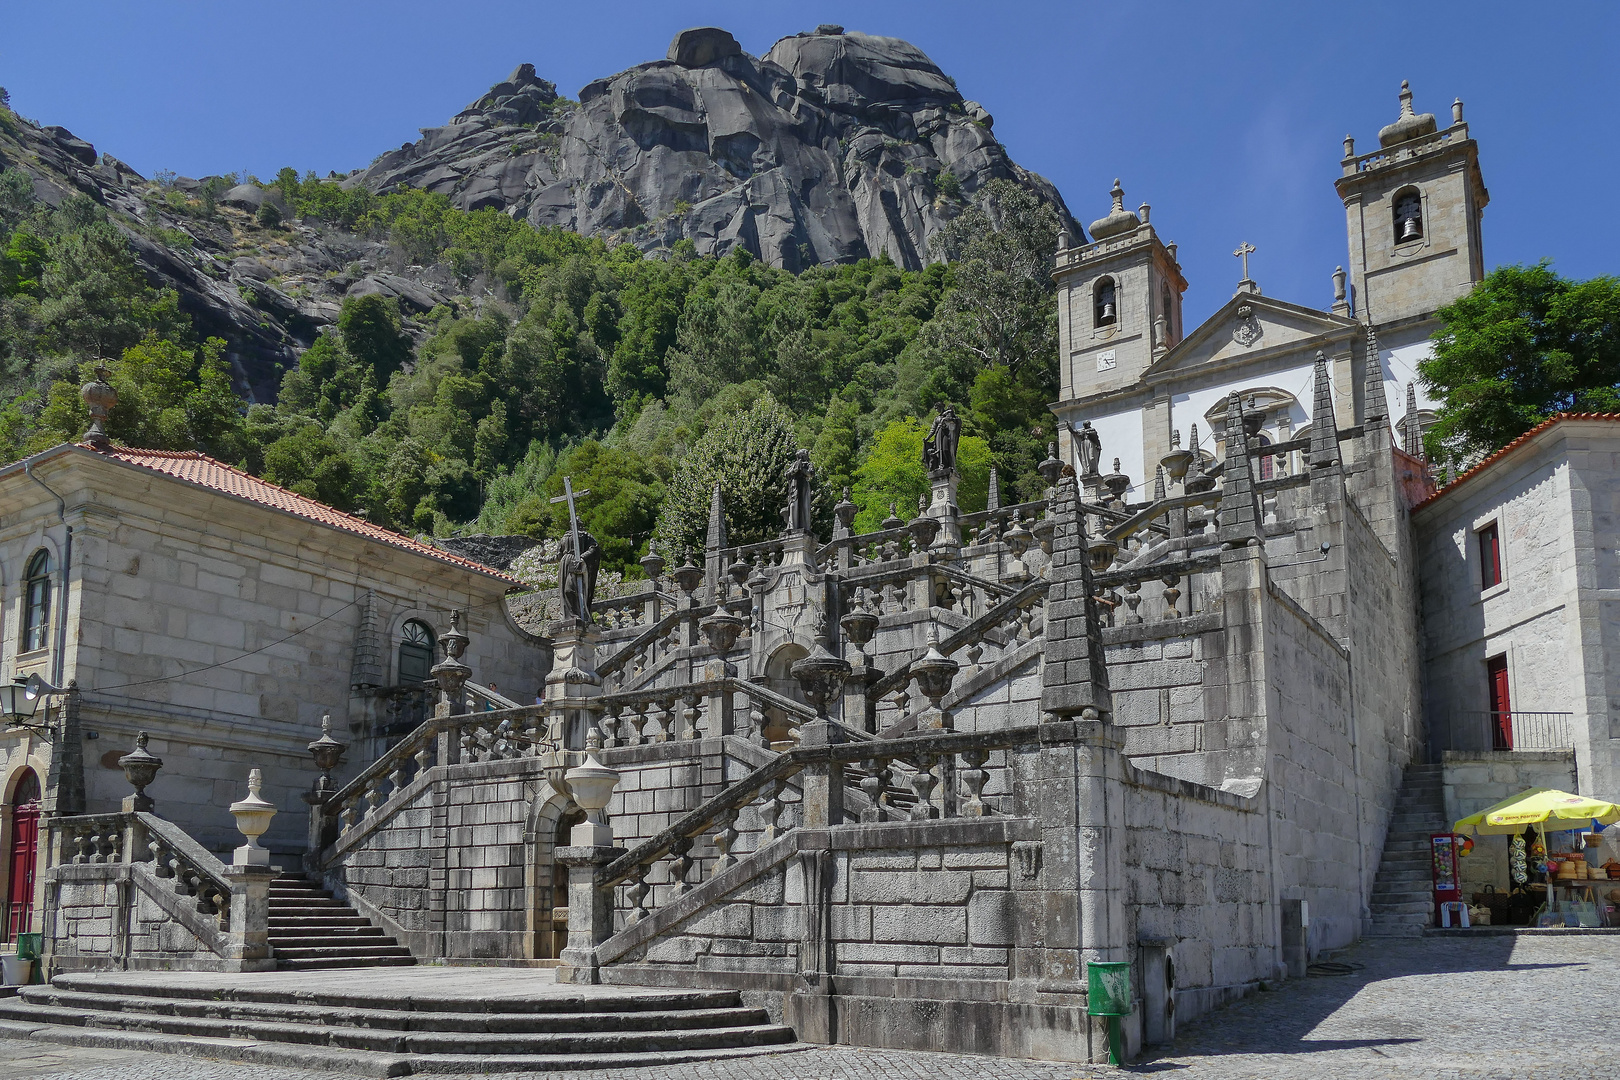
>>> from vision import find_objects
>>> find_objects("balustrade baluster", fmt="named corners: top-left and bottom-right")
top-left (196, 883), bottom-right (218, 915)
top-left (1161, 572), bottom-right (1182, 619)
top-left (626, 705), bottom-right (647, 746)
top-left (148, 840), bottom-right (170, 875)
top-left (860, 756), bottom-right (895, 823)
top-left (654, 700), bottom-right (674, 743)
top-left (909, 756), bottom-right (940, 820)
top-left (364, 778), bottom-right (384, 817)
top-left (749, 704), bottom-right (767, 748)
top-left (761, 778), bottom-right (788, 843)
top-left (388, 757), bottom-right (407, 796)
top-left (72, 831), bottom-right (88, 864)
top-left (713, 807), bottom-right (740, 872)
top-left (626, 864), bottom-right (650, 923)
top-left (959, 749), bottom-right (990, 818)
top-left (1124, 581), bottom-right (1144, 624)
top-left (669, 837), bottom-right (694, 895)
top-left (339, 799), bottom-right (357, 836)
top-left (602, 704), bottom-right (622, 748)
top-left (414, 741), bottom-right (432, 777)
top-left (681, 695), bottom-right (701, 741)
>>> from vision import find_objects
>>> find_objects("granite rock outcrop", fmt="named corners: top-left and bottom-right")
top-left (352, 26), bottom-right (1081, 270)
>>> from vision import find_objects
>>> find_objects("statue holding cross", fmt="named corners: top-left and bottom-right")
top-left (550, 476), bottom-right (601, 624)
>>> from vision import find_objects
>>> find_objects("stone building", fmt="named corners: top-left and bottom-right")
top-left (1413, 413), bottom-right (1620, 891)
top-left (0, 399), bottom-right (546, 937)
top-left (4, 79), bottom-right (1604, 1071)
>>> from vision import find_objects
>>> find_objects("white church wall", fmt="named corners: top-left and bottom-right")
top-left (1380, 339), bottom-right (1442, 424)
top-left (1170, 359), bottom-right (1319, 451)
top-left (1074, 409), bottom-right (1146, 497)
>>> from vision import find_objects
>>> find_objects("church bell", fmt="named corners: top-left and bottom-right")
top-left (1399, 216), bottom-right (1421, 242)
top-left (1100, 301), bottom-right (1115, 321)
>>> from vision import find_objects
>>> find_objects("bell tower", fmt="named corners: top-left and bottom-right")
top-left (1053, 180), bottom-right (1188, 403)
top-left (1336, 81), bottom-right (1488, 340)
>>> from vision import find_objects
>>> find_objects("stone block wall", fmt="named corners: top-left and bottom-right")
top-left (1123, 768), bottom-right (1268, 1021)
top-left (47, 864), bottom-right (230, 973)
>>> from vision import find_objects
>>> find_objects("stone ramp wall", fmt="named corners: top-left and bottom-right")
top-left (48, 863), bottom-right (233, 973)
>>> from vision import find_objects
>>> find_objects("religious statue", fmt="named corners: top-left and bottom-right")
top-left (558, 529), bottom-right (601, 623)
top-left (923, 406), bottom-right (962, 475)
top-left (783, 449), bottom-right (815, 534)
top-left (1076, 421), bottom-right (1102, 478)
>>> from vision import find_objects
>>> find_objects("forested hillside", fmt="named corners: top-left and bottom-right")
top-left (0, 54), bottom-right (1064, 579)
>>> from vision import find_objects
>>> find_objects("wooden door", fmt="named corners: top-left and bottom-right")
top-left (1487, 656), bottom-right (1512, 750)
top-left (6, 770), bottom-right (40, 940)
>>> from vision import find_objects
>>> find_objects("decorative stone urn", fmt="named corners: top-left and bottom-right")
top-left (671, 558), bottom-right (704, 600)
top-left (833, 488), bottom-right (858, 535)
top-left (908, 495), bottom-right (940, 551)
top-left (429, 609), bottom-right (472, 715)
top-left (229, 768), bottom-right (277, 866)
top-left (564, 754), bottom-right (621, 847)
top-left (638, 542), bottom-right (666, 582)
top-left (305, 714), bottom-right (347, 800)
top-left (1037, 442), bottom-right (1065, 489)
top-left (118, 731), bottom-right (163, 814)
top-left (1087, 536), bottom-right (1120, 573)
top-left (792, 641), bottom-right (852, 720)
top-left (910, 630), bottom-right (960, 730)
top-left (699, 611), bottom-right (747, 654)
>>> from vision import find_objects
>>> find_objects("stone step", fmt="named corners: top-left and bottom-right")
top-left (0, 1015), bottom-right (808, 1076)
top-left (0, 999), bottom-right (791, 1056)
top-left (272, 956), bottom-right (419, 971)
top-left (269, 932), bottom-right (388, 947)
top-left (1369, 899), bottom-right (1433, 915)
top-left (22, 989), bottom-right (773, 1035)
top-left (269, 945), bottom-right (414, 962)
top-left (268, 914), bottom-right (374, 928)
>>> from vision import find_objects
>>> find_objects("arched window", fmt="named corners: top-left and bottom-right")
top-left (1393, 187), bottom-right (1423, 242)
top-left (1094, 278), bottom-right (1118, 328)
top-left (397, 620), bottom-right (436, 686)
top-left (22, 551), bottom-right (50, 653)
top-left (1257, 434), bottom-right (1275, 481)
top-left (1160, 281), bottom-right (1175, 342)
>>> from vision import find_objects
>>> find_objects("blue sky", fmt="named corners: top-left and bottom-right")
top-left (3, 1), bottom-right (1614, 328)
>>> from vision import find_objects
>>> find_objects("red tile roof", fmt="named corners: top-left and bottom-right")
top-left (85, 444), bottom-right (523, 586)
top-left (1414, 413), bottom-right (1620, 512)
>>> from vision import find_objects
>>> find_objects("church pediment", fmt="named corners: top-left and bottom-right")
top-left (1144, 293), bottom-right (1359, 381)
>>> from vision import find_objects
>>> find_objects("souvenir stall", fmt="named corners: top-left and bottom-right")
top-left (1453, 788), bottom-right (1620, 929)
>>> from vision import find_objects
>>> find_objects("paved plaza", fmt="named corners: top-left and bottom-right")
top-left (2, 933), bottom-right (1613, 1079)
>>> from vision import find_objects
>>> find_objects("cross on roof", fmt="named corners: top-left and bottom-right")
top-left (1233, 241), bottom-right (1257, 282)
top-left (549, 476), bottom-right (589, 560)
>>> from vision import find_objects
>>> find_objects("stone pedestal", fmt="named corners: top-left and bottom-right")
top-left (555, 846), bottom-right (625, 984)
top-left (546, 618), bottom-right (603, 748)
top-left (797, 718), bottom-right (846, 828)
top-left (926, 469), bottom-right (962, 548)
top-left (221, 864), bottom-right (279, 971)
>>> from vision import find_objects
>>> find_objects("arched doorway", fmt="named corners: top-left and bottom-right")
top-left (546, 806), bottom-right (585, 959)
top-left (6, 770), bottom-right (41, 941)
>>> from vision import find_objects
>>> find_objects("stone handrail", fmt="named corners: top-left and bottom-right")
top-left (595, 724), bottom-right (1046, 925)
top-left (135, 812), bottom-right (238, 920)
top-left (867, 578), bottom-right (1048, 700)
top-left (597, 607), bottom-right (692, 680)
top-left (466, 682), bottom-right (522, 711)
top-left (595, 676), bottom-right (872, 747)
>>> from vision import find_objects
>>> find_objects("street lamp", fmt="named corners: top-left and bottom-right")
top-left (0, 674), bottom-right (63, 737)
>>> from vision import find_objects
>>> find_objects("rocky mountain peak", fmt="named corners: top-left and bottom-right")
top-left (354, 25), bottom-right (1079, 270)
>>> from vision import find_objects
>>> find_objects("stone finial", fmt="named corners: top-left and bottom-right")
top-left (1403, 382), bottom-right (1423, 458)
top-left (705, 482), bottom-right (727, 551)
top-left (306, 713), bottom-right (347, 800)
top-left (1037, 442), bottom-right (1064, 488)
top-left (1452, 98), bottom-right (1464, 124)
top-left (1379, 80), bottom-right (1438, 147)
top-left (1332, 266), bottom-right (1347, 305)
top-left (1364, 326), bottom-right (1390, 425)
top-left (118, 730), bottom-right (163, 814)
top-left (80, 362), bottom-right (117, 450)
top-left (229, 767), bottom-right (277, 866)
top-left (1153, 464), bottom-right (1167, 502)
top-left (1089, 179), bottom-right (1141, 241)
top-left (1343, 134), bottom-right (1355, 159)
top-left (986, 466), bottom-right (1001, 512)
top-left (430, 609), bottom-right (473, 715)
top-left (1216, 392), bottom-right (1261, 547)
top-left (833, 487), bottom-right (857, 535)
top-left (639, 540), bottom-right (665, 581)
top-left (1309, 352), bottom-right (1340, 468)
top-left (1039, 474), bottom-right (1112, 721)
top-left (564, 753), bottom-right (620, 847)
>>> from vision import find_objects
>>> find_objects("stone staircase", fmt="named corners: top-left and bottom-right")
top-left (1368, 762), bottom-right (1447, 935)
top-left (0, 969), bottom-right (802, 1075)
top-left (269, 875), bottom-right (414, 971)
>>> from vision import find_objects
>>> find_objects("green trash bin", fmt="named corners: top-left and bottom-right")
top-left (15, 933), bottom-right (41, 984)
top-left (1087, 960), bottom-right (1132, 1065)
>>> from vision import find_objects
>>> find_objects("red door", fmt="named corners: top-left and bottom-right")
top-left (7, 770), bottom-right (40, 941)
top-left (1487, 656), bottom-right (1512, 751)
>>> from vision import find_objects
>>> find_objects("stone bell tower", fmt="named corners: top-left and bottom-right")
top-left (1336, 81), bottom-right (1488, 343)
top-left (1053, 180), bottom-right (1188, 403)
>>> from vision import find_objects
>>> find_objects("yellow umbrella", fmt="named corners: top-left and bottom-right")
top-left (1453, 788), bottom-right (1620, 836)
top-left (1453, 788), bottom-right (1620, 922)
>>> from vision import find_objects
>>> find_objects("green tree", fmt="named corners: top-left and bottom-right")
top-left (654, 393), bottom-right (798, 558)
top-left (338, 294), bottom-right (413, 383)
top-left (261, 423), bottom-right (358, 509)
top-left (1420, 262), bottom-right (1620, 462)
top-left (851, 416), bottom-right (992, 533)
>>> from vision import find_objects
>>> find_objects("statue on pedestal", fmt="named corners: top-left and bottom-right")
top-left (923, 406), bottom-right (962, 475)
top-left (783, 449), bottom-right (815, 534)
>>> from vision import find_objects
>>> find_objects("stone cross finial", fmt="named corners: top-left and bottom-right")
top-left (1233, 241), bottom-right (1256, 282)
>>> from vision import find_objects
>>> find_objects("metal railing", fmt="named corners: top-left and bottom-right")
top-left (1472, 711), bottom-right (1576, 752)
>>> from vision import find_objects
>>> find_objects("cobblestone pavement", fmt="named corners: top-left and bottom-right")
top-left (3, 933), bottom-right (1615, 1079)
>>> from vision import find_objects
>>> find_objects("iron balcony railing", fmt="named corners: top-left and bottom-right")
top-left (1472, 711), bottom-right (1576, 752)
